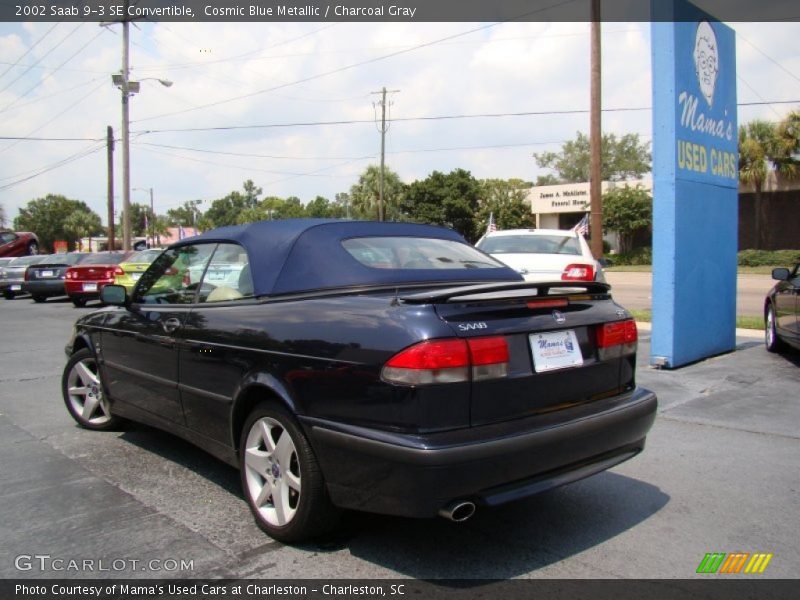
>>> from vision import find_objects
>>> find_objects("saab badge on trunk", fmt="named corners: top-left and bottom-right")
top-left (552, 310), bottom-right (566, 324)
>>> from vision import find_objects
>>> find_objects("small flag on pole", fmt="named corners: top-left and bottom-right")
top-left (178, 225), bottom-right (185, 240)
top-left (486, 212), bottom-right (497, 235)
top-left (572, 213), bottom-right (590, 236)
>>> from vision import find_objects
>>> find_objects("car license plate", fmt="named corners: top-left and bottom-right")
top-left (10, 284), bottom-right (21, 291)
top-left (131, 273), bottom-right (142, 281)
top-left (83, 283), bottom-right (98, 292)
top-left (529, 330), bottom-right (584, 373)
top-left (40, 270), bottom-right (54, 277)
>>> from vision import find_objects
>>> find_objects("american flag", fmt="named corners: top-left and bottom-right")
top-left (486, 212), bottom-right (497, 234)
top-left (572, 213), bottom-right (590, 236)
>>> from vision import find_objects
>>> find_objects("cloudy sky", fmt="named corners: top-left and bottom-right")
top-left (1, 19), bottom-right (799, 225)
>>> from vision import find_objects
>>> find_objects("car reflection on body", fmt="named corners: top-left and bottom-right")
top-left (62, 219), bottom-right (656, 542)
top-left (765, 263), bottom-right (800, 354)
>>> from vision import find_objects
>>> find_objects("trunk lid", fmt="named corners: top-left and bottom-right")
top-left (401, 281), bottom-right (635, 426)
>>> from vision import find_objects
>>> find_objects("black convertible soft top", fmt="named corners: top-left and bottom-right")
top-left (173, 219), bottom-right (521, 296)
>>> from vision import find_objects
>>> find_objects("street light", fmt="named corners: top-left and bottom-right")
top-left (132, 187), bottom-right (154, 247)
top-left (112, 21), bottom-right (172, 251)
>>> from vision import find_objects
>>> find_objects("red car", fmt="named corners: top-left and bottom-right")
top-left (64, 251), bottom-right (130, 307)
top-left (0, 231), bottom-right (40, 257)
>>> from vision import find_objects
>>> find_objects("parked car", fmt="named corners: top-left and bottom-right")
top-left (114, 249), bottom-right (162, 291)
top-left (475, 229), bottom-right (605, 283)
top-left (765, 264), bottom-right (800, 353)
top-left (0, 230), bottom-right (40, 257)
top-left (65, 251), bottom-right (131, 307)
top-left (23, 253), bottom-right (90, 302)
top-left (62, 219), bottom-right (656, 542)
top-left (0, 254), bottom-right (49, 299)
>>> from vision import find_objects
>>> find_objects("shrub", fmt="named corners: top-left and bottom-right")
top-left (737, 249), bottom-right (800, 267)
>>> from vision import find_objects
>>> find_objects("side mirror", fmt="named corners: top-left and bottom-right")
top-left (101, 284), bottom-right (128, 307)
top-left (599, 257), bottom-right (613, 268)
top-left (771, 268), bottom-right (791, 281)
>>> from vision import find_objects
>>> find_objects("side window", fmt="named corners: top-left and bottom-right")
top-left (198, 243), bottom-right (254, 303)
top-left (134, 244), bottom-right (215, 305)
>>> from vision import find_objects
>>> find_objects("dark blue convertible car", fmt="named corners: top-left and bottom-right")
top-left (62, 219), bottom-right (657, 542)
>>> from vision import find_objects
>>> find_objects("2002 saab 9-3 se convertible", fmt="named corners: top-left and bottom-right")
top-left (61, 220), bottom-right (657, 542)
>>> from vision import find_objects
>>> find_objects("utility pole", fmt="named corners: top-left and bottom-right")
top-left (372, 87), bottom-right (399, 222)
top-left (106, 126), bottom-right (115, 251)
top-left (148, 187), bottom-right (154, 247)
top-left (589, 0), bottom-right (603, 260)
top-left (121, 11), bottom-right (131, 251)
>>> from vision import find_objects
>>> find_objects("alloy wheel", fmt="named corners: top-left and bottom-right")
top-left (243, 417), bottom-right (302, 527)
top-left (66, 356), bottom-right (112, 426)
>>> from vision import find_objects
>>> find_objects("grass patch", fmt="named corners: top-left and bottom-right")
top-left (628, 309), bottom-right (764, 331)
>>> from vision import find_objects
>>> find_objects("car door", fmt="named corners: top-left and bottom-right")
top-left (774, 264), bottom-right (799, 340)
top-left (100, 243), bottom-right (215, 425)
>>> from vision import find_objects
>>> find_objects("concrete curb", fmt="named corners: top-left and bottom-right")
top-left (635, 321), bottom-right (764, 339)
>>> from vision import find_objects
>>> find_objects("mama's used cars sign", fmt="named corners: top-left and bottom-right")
top-left (675, 20), bottom-right (738, 186)
top-left (651, 2), bottom-right (738, 368)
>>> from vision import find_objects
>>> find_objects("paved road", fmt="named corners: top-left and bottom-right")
top-left (1, 297), bottom-right (798, 580)
top-left (605, 271), bottom-right (774, 318)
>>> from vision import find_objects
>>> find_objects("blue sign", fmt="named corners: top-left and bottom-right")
top-left (651, 2), bottom-right (738, 368)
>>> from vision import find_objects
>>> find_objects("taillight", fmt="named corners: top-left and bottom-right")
top-left (596, 319), bottom-right (638, 359)
top-left (382, 336), bottom-right (509, 386)
top-left (562, 263), bottom-right (594, 281)
top-left (114, 266), bottom-right (124, 276)
top-left (24, 269), bottom-right (31, 281)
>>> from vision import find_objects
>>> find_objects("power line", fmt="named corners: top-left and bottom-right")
top-left (736, 30), bottom-right (800, 88)
top-left (0, 22), bottom-right (61, 81)
top-left (0, 23), bottom-right (83, 96)
top-left (135, 141), bottom-right (372, 161)
top-left (0, 76), bottom-right (105, 114)
top-left (0, 142), bottom-right (105, 190)
top-left (133, 0), bottom-right (580, 123)
top-left (0, 27), bottom-right (106, 114)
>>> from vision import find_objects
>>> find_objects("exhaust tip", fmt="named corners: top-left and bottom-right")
top-left (439, 501), bottom-right (476, 522)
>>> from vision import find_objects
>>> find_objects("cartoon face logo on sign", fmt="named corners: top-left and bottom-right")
top-left (693, 21), bottom-right (719, 108)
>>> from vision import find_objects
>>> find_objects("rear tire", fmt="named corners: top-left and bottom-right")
top-left (27, 241), bottom-right (39, 255)
top-left (32, 295), bottom-right (46, 303)
top-left (2, 290), bottom-right (14, 300)
top-left (72, 297), bottom-right (87, 308)
top-left (62, 348), bottom-right (121, 430)
top-left (240, 402), bottom-right (339, 543)
top-left (765, 304), bottom-right (787, 353)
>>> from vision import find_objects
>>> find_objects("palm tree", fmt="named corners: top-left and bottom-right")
top-left (349, 165), bottom-right (405, 221)
top-left (64, 211), bottom-right (103, 251)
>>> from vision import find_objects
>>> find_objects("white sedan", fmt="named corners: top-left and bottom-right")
top-left (475, 228), bottom-right (606, 283)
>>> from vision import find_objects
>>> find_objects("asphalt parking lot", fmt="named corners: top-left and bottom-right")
top-left (1, 295), bottom-right (798, 580)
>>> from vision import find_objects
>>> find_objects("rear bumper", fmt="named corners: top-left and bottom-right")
top-left (65, 281), bottom-right (110, 298)
top-left (302, 386), bottom-right (657, 518)
top-left (23, 280), bottom-right (66, 297)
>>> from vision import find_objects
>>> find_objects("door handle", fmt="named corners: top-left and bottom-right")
top-left (162, 317), bottom-right (182, 334)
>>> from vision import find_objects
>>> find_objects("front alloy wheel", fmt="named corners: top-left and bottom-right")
top-left (240, 403), bottom-right (338, 542)
top-left (765, 304), bottom-right (786, 353)
top-left (62, 348), bottom-right (120, 430)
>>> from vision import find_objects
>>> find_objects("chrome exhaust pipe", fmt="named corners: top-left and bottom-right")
top-left (438, 501), bottom-right (476, 522)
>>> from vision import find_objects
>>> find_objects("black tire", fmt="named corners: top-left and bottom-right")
top-left (31, 295), bottom-right (46, 303)
top-left (240, 401), bottom-right (339, 543)
top-left (27, 241), bottom-right (39, 255)
top-left (765, 303), bottom-right (787, 354)
top-left (71, 297), bottom-right (87, 308)
top-left (62, 348), bottom-right (121, 430)
top-left (2, 290), bottom-right (14, 300)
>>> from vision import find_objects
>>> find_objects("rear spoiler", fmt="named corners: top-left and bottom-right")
top-left (400, 281), bottom-right (611, 304)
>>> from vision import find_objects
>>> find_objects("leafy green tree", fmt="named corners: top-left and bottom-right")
top-left (534, 174), bottom-right (560, 186)
top-left (153, 215), bottom-right (171, 246)
top-left (14, 194), bottom-right (102, 252)
top-left (349, 165), bottom-right (405, 220)
top-left (533, 132), bottom-right (651, 183)
top-left (64, 210), bottom-right (103, 250)
top-left (306, 195), bottom-right (346, 218)
top-left (271, 197), bottom-right (304, 219)
top-left (204, 192), bottom-right (247, 228)
top-left (236, 206), bottom-right (268, 225)
top-left (242, 179), bottom-right (262, 209)
top-left (477, 178), bottom-right (534, 232)
top-left (167, 200), bottom-right (203, 227)
top-left (119, 203), bottom-right (153, 237)
top-left (601, 185), bottom-right (652, 254)
top-left (402, 169), bottom-right (482, 241)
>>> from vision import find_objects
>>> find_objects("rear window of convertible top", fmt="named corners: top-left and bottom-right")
top-left (342, 237), bottom-right (504, 270)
